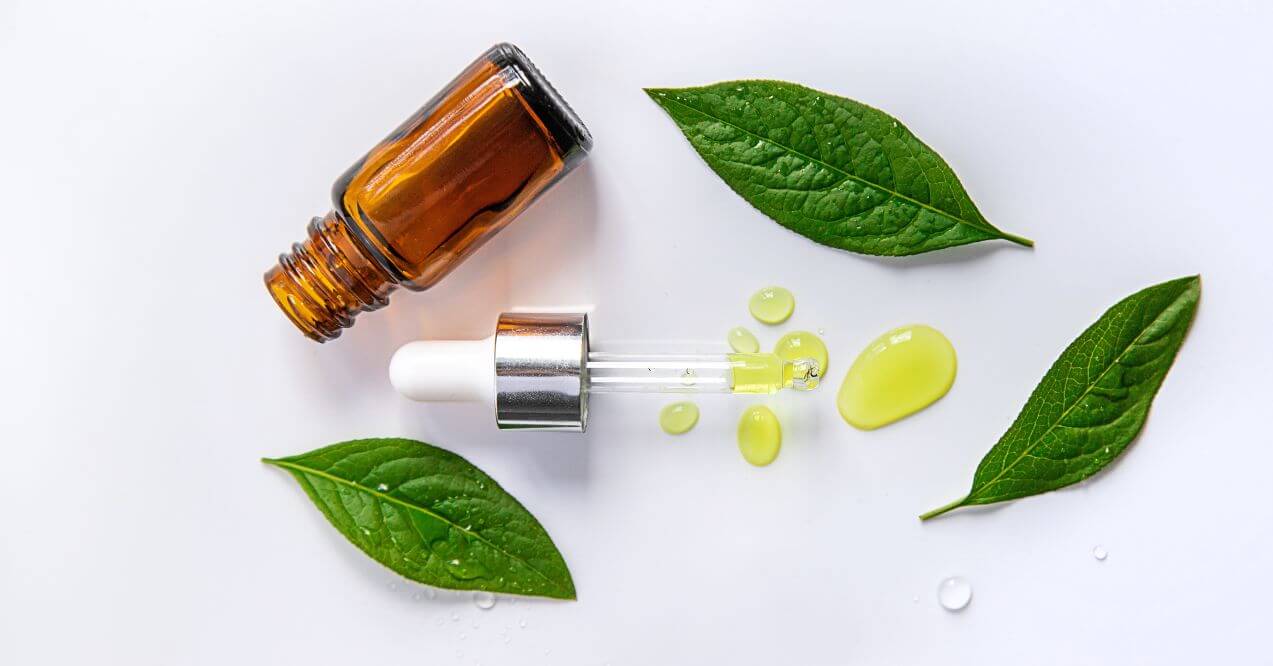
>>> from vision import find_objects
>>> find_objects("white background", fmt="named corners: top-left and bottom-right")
top-left (3, 1), bottom-right (1271, 663)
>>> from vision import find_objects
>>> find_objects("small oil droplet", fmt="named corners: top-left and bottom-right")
top-left (659, 402), bottom-right (700, 435)
top-left (728, 326), bottom-right (761, 353)
top-left (748, 286), bottom-right (795, 324)
top-left (737, 405), bottom-right (781, 466)
top-left (937, 576), bottom-right (972, 611)
top-left (838, 324), bottom-right (956, 430)
top-left (474, 591), bottom-right (496, 610)
top-left (1093, 546), bottom-right (1108, 561)
top-left (774, 330), bottom-right (829, 376)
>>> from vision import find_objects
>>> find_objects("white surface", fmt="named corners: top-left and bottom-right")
top-left (3, 1), bottom-right (1271, 664)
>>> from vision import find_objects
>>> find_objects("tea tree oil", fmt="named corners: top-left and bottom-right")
top-left (659, 402), bottom-right (700, 434)
top-left (748, 286), bottom-right (795, 324)
top-left (837, 324), bottom-right (956, 430)
top-left (265, 44), bottom-right (591, 341)
top-left (738, 405), bottom-right (782, 466)
top-left (774, 331), bottom-right (828, 376)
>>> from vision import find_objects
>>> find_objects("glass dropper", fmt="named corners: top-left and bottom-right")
top-left (389, 312), bottom-right (822, 431)
top-left (584, 351), bottom-right (821, 394)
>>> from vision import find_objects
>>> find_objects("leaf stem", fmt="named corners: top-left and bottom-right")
top-left (919, 495), bottom-right (968, 521)
top-left (999, 231), bottom-right (1035, 248)
top-left (1003, 230), bottom-right (1033, 248)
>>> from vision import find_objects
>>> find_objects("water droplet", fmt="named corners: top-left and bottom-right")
top-left (445, 557), bottom-right (489, 580)
top-left (518, 618), bottom-right (527, 628)
top-left (412, 592), bottom-right (421, 601)
top-left (911, 595), bottom-right (919, 604)
top-left (450, 612), bottom-right (460, 622)
top-left (376, 483), bottom-right (389, 491)
top-left (1093, 545), bottom-right (1108, 561)
top-left (817, 328), bottom-right (825, 335)
top-left (937, 576), bottom-right (972, 611)
top-left (434, 617), bottom-right (444, 626)
top-left (426, 588), bottom-right (437, 600)
top-left (474, 591), bottom-right (496, 610)
top-left (459, 632), bottom-right (467, 640)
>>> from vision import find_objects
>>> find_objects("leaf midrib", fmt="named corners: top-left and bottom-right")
top-left (265, 458), bottom-right (564, 592)
top-left (651, 90), bottom-right (1005, 240)
top-left (967, 286), bottom-right (1194, 503)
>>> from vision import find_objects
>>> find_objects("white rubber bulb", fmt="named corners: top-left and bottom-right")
top-left (389, 336), bottom-right (496, 404)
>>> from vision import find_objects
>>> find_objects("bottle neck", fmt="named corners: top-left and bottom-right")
top-left (264, 211), bottom-right (396, 342)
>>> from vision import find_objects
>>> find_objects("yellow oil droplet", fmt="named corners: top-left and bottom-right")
top-left (659, 402), bottom-right (699, 435)
top-left (837, 324), bottom-right (956, 430)
top-left (774, 330), bottom-right (829, 375)
top-left (748, 286), bottom-right (794, 324)
top-left (737, 405), bottom-right (781, 466)
top-left (727, 326), bottom-right (760, 353)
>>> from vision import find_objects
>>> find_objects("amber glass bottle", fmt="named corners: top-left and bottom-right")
top-left (264, 43), bottom-right (591, 342)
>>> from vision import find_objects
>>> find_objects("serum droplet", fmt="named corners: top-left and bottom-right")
top-left (774, 330), bottom-right (829, 376)
top-left (1093, 546), bottom-right (1108, 561)
top-left (748, 286), bottom-right (795, 324)
top-left (473, 591), bottom-right (496, 610)
top-left (737, 405), bottom-right (781, 466)
top-left (659, 402), bottom-right (700, 435)
top-left (728, 326), bottom-right (761, 353)
top-left (937, 576), bottom-right (972, 611)
top-left (838, 324), bottom-right (956, 429)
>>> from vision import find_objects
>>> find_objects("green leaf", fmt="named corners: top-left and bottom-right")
top-left (921, 276), bottom-right (1201, 520)
top-left (645, 81), bottom-right (1033, 256)
top-left (264, 438), bottom-right (575, 599)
